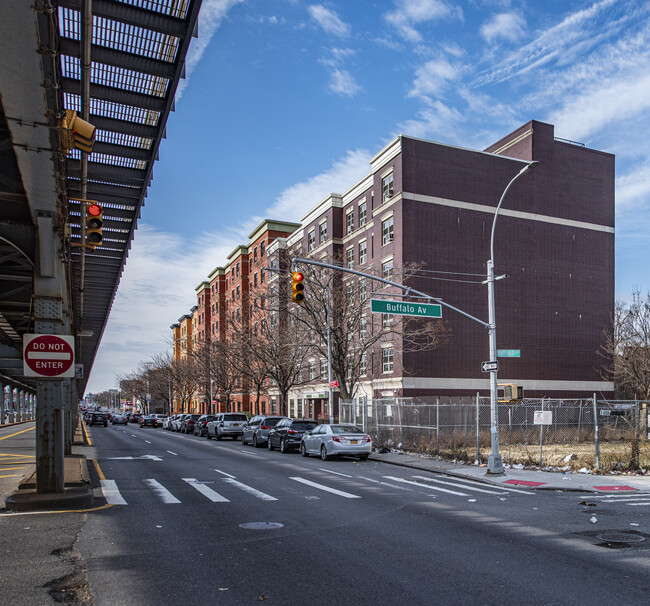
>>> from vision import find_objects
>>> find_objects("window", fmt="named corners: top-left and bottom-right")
top-left (360, 316), bottom-right (367, 338)
top-left (382, 313), bottom-right (393, 329)
top-left (231, 289), bottom-right (235, 301)
top-left (231, 268), bottom-right (235, 277)
top-left (319, 220), bottom-right (328, 244)
top-left (382, 216), bottom-right (394, 245)
top-left (261, 294), bottom-right (266, 309)
top-left (382, 347), bottom-right (394, 373)
top-left (359, 278), bottom-right (367, 301)
top-left (320, 358), bottom-right (328, 379)
top-left (236, 262), bottom-right (240, 276)
top-left (359, 201), bottom-right (367, 226)
top-left (236, 285), bottom-right (240, 299)
top-left (346, 247), bottom-right (354, 269)
top-left (382, 172), bottom-right (394, 202)
top-left (254, 247), bottom-right (258, 262)
top-left (261, 241), bottom-right (266, 256)
top-left (261, 268), bottom-right (265, 283)
top-left (254, 273), bottom-right (258, 287)
top-left (382, 259), bottom-right (393, 281)
top-left (309, 360), bottom-right (316, 380)
top-left (346, 210), bottom-right (354, 234)
top-left (360, 353), bottom-right (367, 375)
top-left (308, 230), bottom-right (316, 251)
top-left (358, 240), bottom-right (367, 265)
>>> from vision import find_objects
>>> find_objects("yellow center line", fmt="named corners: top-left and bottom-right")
top-left (82, 421), bottom-right (91, 446)
top-left (0, 474), bottom-right (22, 478)
top-left (0, 427), bottom-right (35, 440)
top-left (0, 466), bottom-right (29, 470)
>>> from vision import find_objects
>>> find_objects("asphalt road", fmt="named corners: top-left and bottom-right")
top-left (73, 423), bottom-right (650, 605)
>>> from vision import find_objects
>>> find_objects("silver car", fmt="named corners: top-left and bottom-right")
top-left (241, 415), bottom-right (289, 447)
top-left (207, 413), bottom-right (248, 440)
top-left (300, 424), bottom-right (372, 461)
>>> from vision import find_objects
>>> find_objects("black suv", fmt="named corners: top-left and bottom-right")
top-left (88, 412), bottom-right (108, 427)
top-left (194, 414), bottom-right (214, 436)
top-left (268, 418), bottom-right (318, 453)
top-left (180, 414), bottom-right (201, 434)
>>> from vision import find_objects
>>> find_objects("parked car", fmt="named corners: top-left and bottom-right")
top-left (111, 414), bottom-right (128, 425)
top-left (171, 414), bottom-right (187, 432)
top-left (154, 414), bottom-right (168, 427)
top-left (128, 413), bottom-right (142, 424)
top-left (207, 413), bottom-right (248, 440)
top-left (162, 415), bottom-right (176, 430)
top-left (180, 414), bottom-right (201, 434)
top-left (241, 415), bottom-right (289, 447)
top-left (139, 414), bottom-right (157, 428)
top-left (300, 424), bottom-right (372, 461)
top-left (194, 414), bottom-right (214, 436)
top-left (87, 412), bottom-right (107, 427)
top-left (267, 418), bottom-right (318, 453)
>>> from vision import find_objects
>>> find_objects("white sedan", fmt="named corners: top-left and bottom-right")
top-left (300, 424), bottom-right (372, 461)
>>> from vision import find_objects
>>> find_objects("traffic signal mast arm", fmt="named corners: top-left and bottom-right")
top-left (291, 257), bottom-right (489, 329)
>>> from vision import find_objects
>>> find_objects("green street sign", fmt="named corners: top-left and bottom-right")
top-left (498, 349), bottom-right (521, 358)
top-left (371, 299), bottom-right (442, 318)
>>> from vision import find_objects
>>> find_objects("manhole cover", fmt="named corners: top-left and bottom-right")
top-left (239, 522), bottom-right (284, 530)
top-left (596, 532), bottom-right (645, 544)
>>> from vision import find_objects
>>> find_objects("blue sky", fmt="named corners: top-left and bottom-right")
top-left (85, 0), bottom-right (650, 394)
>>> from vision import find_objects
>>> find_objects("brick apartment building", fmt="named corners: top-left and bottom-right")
top-left (171, 120), bottom-right (614, 416)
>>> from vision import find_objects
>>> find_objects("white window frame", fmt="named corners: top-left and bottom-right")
top-left (346, 246), bottom-right (354, 269)
top-left (308, 229), bottom-right (316, 251)
top-left (382, 345), bottom-right (394, 373)
top-left (358, 240), bottom-right (367, 265)
top-left (346, 210), bottom-right (354, 234)
top-left (359, 201), bottom-right (367, 226)
top-left (319, 220), bottom-right (328, 244)
top-left (382, 215), bottom-right (394, 245)
top-left (382, 171), bottom-right (394, 203)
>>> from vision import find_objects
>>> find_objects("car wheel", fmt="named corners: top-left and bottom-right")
top-left (206, 432), bottom-right (212, 440)
top-left (253, 434), bottom-right (260, 448)
top-left (280, 438), bottom-right (288, 454)
top-left (359, 454), bottom-right (369, 461)
top-left (241, 434), bottom-right (247, 445)
top-left (300, 443), bottom-right (309, 457)
top-left (215, 433), bottom-right (222, 441)
top-left (267, 438), bottom-right (274, 451)
top-left (320, 445), bottom-right (329, 461)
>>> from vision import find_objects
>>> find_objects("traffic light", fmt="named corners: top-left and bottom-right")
top-left (59, 109), bottom-right (96, 154)
top-left (86, 202), bottom-right (103, 246)
top-left (498, 383), bottom-right (523, 403)
top-left (291, 271), bottom-right (305, 303)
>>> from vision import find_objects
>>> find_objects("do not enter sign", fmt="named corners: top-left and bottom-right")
top-left (23, 334), bottom-right (75, 378)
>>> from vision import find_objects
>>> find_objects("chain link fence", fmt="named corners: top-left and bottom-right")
top-left (339, 396), bottom-right (650, 472)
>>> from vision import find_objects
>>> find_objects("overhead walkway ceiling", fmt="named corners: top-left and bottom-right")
top-left (0, 0), bottom-right (203, 393)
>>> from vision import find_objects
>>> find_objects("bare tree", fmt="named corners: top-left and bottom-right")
top-left (601, 291), bottom-right (650, 399)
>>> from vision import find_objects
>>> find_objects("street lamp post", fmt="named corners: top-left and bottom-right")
top-left (486, 160), bottom-right (539, 474)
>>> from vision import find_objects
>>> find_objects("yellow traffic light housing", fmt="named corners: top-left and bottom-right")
top-left (498, 383), bottom-right (523, 403)
top-left (59, 110), bottom-right (96, 154)
top-left (86, 202), bottom-right (103, 246)
top-left (291, 271), bottom-right (305, 303)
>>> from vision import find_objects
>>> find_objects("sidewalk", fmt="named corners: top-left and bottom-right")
top-left (368, 450), bottom-right (650, 492)
top-left (3, 421), bottom-right (93, 512)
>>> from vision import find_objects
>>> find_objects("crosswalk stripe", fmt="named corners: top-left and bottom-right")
top-left (223, 478), bottom-right (278, 501)
top-left (289, 476), bottom-right (361, 499)
top-left (577, 493), bottom-right (649, 500)
top-left (411, 476), bottom-right (508, 495)
top-left (383, 476), bottom-right (468, 496)
top-left (101, 479), bottom-right (127, 505)
top-left (144, 479), bottom-right (180, 504)
top-left (443, 475), bottom-right (535, 495)
top-left (182, 478), bottom-right (230, 502)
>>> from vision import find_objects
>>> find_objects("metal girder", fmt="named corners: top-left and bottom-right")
top-left (61, 78), bottom-right (168, 112)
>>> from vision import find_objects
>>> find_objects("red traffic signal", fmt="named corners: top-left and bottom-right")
top-left (291, 271), bottom-right (305, 303)
top-left (86, 202), bottom-right (103, 246)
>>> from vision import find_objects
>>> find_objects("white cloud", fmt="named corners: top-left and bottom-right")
top-left (407, 58), bottom-right (458, 100)
top-left (329, 69), bottom-right (362, 97)
top-left (385, 0), bottom-right (462, 43)
top-left (480, 12), bottom-right (526, 44)
top-left (265, 149), bottom-right (371, 221)
top-left (176, 0), bottom-right (245, 100)
top-left (308, 4), bottom-right (351, 37)
top-left (395, 101), bottom-right (464, 142)
top-left (616, 159), bottom-right (650, 210)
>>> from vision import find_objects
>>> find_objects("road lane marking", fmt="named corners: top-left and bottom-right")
top-left (167, 451), bottom-right (178, 456)
top-left (383, 476), bottom-right (468, 496)
top-left (411, 476), bottom-right (509, 495)
top-left (0, 426), bottom-right (35, 441)
top-left (182, 478), bottom-right (230, 502)
top-left (318, 468), bottom-right (353, 477)
top-left (357, 477), bottom-right (413, 491)
top-left (223, 478), bottom-right (278, 501)
top-left (440, 475), bottom-right (534, 495)
top-left (100, 479), bottom-right (127, 505)
top-left (289, 477), bottom-right (361, 499)
top-left (144, 479), bottom-right (181, 504)
top-left (145, 440), bottom-right (152, 444)
top-left (214, 469), bottom-right (236, 478)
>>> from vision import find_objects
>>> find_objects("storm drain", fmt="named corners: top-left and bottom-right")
top-left (239, 522), bottom-right (284, 530)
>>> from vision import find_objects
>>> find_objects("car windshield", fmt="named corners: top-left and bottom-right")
top-left (224, 414), bottom-right (247, 421)
top-left (189, 415), bottom-right (201, 420)
top-left (266, 418), bottom-right (283, 427)
top-left (292, 422), bottom-right (317, 431)
top-left (332, 425), bottom-right (365, 434)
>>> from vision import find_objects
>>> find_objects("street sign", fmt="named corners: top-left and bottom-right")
top-left (481, 360), bottom-right (499, 372)
top-left (329, 380), bottom-right (339, 388)
top-left (371, 299), bottom-right (442, 318)
top-left (23, 334), bottom-right (75, 378)
top-left (498, 349), bottom-right (521, 357)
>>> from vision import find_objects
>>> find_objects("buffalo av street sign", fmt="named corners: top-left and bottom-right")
top-left (371, 299), bottom-right (442, 318)
top-left (23, 334), bottom-right (75, 378)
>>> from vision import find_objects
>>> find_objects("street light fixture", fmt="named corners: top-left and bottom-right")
top-left (486, 160), bottom-right (539, 474)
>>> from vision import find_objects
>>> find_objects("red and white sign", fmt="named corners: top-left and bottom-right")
top-left (329, 380), bottom-right (339, 388)
top-left (23, 334), bottom-right (75, 378)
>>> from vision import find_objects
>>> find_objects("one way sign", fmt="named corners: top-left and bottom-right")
top-left (481, 360), bottom-right (499, 372)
